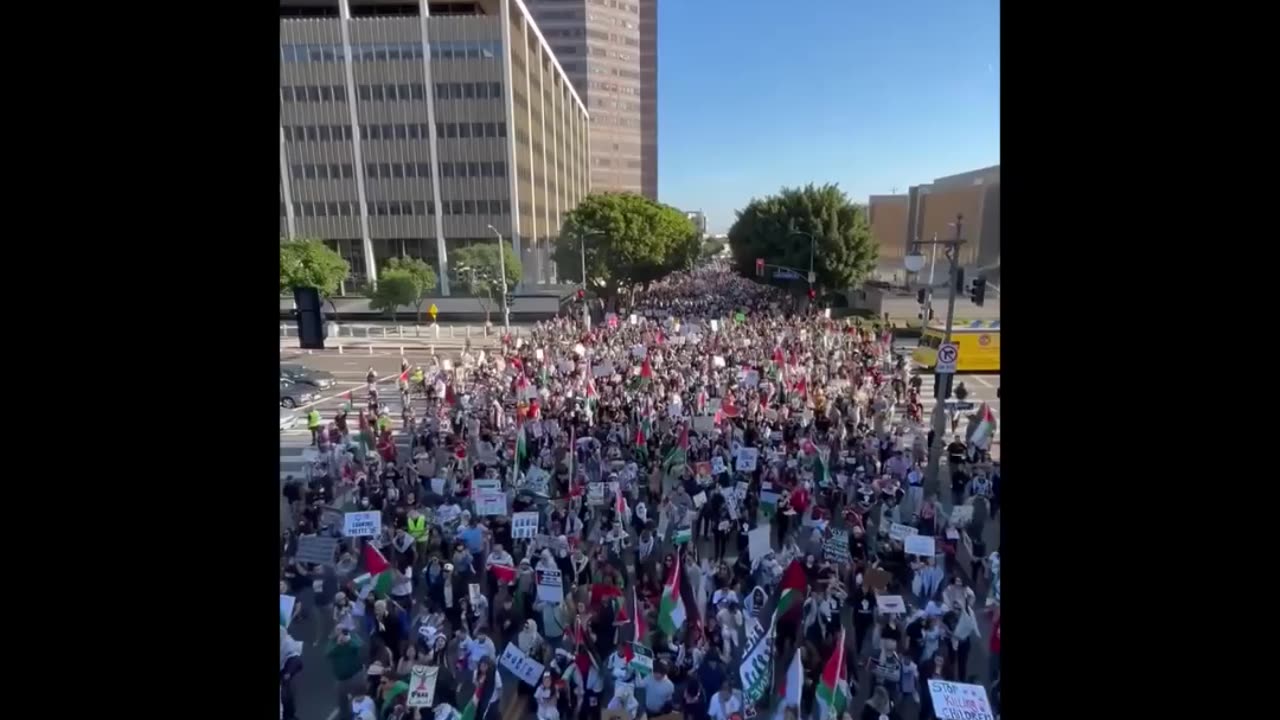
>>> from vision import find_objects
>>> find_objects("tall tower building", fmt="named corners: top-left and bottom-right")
top-left (525, 0), bottom-right (657, 198)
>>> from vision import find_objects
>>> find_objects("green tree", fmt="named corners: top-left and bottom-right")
top-left (700, 238), bottom-right (727, 263)
top-left (280, 238), bottom-right (350, 320)
top-left (280, 238), bottom-right (349, 295)
top-left (555, 193), bottom-right (700, 308)
top-left (727, 183), bottom-right (877, 292)
top-left (367, 269), bottom-right (420, 318)
top-left (451, 242), bottom-right (522, 324)
top-left (382, 256), bottom-right (438, 319)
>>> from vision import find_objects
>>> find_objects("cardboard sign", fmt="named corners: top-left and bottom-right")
top-left (536, 568), bottom-right (564, 604)
top-left (863, 567), bottom-right (892, 592)
top-left (927, 679), bottom-right (995, 720)
top-left (904, 534), bottom-right (937, 557)
top-left (876, 594), bottom-right (907, 614)
top-left (822, 534), bottom-right (850, 564)
top-left (499, 642), bottom-right (546, 686)
top-left (295, 535), bottom-right (339, 566)
top-left (343, 511), bottom-right (382, 538)
top-left (406, 665), bottom-right (439, 708)
top-left (888, 523), bottom-right (919, 542)
top-left (512, 512), bottom-right (540, 539)
top-left (735, 447), bottom-right (759, 472)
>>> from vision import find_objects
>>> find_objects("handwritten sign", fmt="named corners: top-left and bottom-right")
top-left (342, 511), bottom-right (382, 538)
top-left (889, 523), bottom-right (919, 542)
top-left (927, 680), bottom-right (994, 720)
top-left (876, 594), bottom-right (907, 614)
top-left (512, 511), bottom-right (540, 539)
top-left (593, 362), bottom-right (615, 379)
top-left (406, 665), bottom-right (439, 708)
top-left (904, 534), bottom-right (937, 557)
top-left (499, 642), bottom-right (546, 687)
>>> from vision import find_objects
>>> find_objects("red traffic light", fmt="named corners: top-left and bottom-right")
top-left (755, 258), bottom-right (765, 277)
top-left (808, 288), bottom-right (816, 300)
top-left (576, 289), bottom-right (585, 300)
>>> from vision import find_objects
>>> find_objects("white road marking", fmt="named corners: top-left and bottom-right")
top-left (971, 375), bottom-right (996, 389)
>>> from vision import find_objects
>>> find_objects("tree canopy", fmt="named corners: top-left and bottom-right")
top-left (451, 242), bottom-right (522, 323)
top-left (382, 256), bottom-right (438, 316)
top-left (280, 238), bottom-right (349, 296)
top-left (727, 183), bottom-right (877, 291)
top-left (367, 269), bottom-right (420, 317)
top-left (555, 193), bottom-right (701, 301)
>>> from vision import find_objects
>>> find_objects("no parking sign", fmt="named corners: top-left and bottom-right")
top-left (936, 343), bottom-right (958, 374)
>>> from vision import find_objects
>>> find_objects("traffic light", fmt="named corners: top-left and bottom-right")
top-left (954, 266), bottom-right (965, 294)
top-left (807, 288), bottom-right (816, 300)
top-left (916, 288), bottom-right (926, 304)
top-left (576, 288), bottom-right (585, 301)
top-left (505, 293), bottom-right (516, 308)
top-left (755, 258), bottom-right (765, 277)
top-left (969, 275), bottom-right (987, 306)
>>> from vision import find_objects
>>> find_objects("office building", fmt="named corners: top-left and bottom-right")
top-left (279, 0), bottom-right (591, 292)
top-left (683, 210), bottom-right (707, 237)
top-left (525, 0), bottom-right (657, 198)
top-left (872, 165), bottom-right (1000, 280)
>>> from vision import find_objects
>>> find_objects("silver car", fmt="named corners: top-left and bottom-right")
top-left (281, 364), bottom-right (337, 390)
top-left (280, 379), bottom-right (319, 409)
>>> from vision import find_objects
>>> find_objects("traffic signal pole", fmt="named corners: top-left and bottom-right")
top-left (917, 215), bottom-right (965, 499)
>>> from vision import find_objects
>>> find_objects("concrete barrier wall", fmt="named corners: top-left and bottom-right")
top-left (279, 294), bottom-right (565, 321)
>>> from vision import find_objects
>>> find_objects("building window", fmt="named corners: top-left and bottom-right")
top-left (463, 200), bottom-right (476, 215)
top-left (494, 161), bottom-right (507, 177)
top-left (499, 122), bottom-right (507, 137)
top-left (458, 123), bottom-right (471, 138)
top-left (480, 162), bottom-right (493, 177)
top-left (442, 163), bottom-right (454, 177)
top-left (451, 201), bottom-right (464, 215)
top-left (490, 82), bottom-right (502, 99)
top-left (467, 162), bottom-right (479, 177)
top-left (341, 164), bottom-right (353, 179)
top-left (417, 162), bottom-right (431, 177)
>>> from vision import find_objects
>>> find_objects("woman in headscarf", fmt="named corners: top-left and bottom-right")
top-left (743, 585), bottom-right (768, 624)
top-left (518, 619), bottom-right (544, 658)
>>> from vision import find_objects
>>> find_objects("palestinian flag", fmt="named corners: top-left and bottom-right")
top-left (358, 544), bottom-right (395, 597)
top-left (772, 346), bottom-right (785, 367)
top-left (341, 390), bottom-right (353, 411)
top-left (490, 562), bottom-right (517, 585)
top-left (458, 680), bottom-right (483, 720)
top-left (640, 358), bottom-right (654, 380)
top-left (635, 415), bottom-right (652, 462)
top-left (970, 403), bottom-right (998, 449)
top-left (657, 551), bottom-right (686, 637)
top-left (663, 425), bottom-right (689, 473)
top-left (774, 560), bottom-right (807, 624)
top-left (584, 376), bottom-right (599, 421)
top-left (816, 628), bottom-right (850, 720)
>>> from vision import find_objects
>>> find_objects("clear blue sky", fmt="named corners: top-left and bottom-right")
top-left (657, 0), bottom-right (1000, 234)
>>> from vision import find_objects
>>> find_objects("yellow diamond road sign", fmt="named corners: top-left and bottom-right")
top-left (428, 303), bottom-right (438, 319)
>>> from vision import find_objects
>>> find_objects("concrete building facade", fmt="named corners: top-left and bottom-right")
top-left (871, 165), bottom-right (1000, 281)
top-left (525, 0), bottom-right (656, 198)
top-left (279, 0), bottom-right (591, 292)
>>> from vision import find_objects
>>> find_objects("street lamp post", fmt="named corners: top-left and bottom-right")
top-left (787, 230), bottom-right (817, 290)
top-left (903, 214), bottom-right (965, 499)
top-left (485, 224), bottom-right (510, 330)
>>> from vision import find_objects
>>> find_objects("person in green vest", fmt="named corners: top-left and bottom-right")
top-left (307, 408), bottom-right (322, 446)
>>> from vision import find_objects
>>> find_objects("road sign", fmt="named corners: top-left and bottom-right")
top-left (808, 271), bottom-right (816, 283)
top-left (936, 343), bottom-right (958, 374)
top-left (773, 269), bottom-right (801, 280)
top-left (427, 303), bottom-right (438, 320)
top-left (945, 400), bottom-right (975, 411)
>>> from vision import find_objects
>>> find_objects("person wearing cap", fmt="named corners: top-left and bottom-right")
top-left (430, 561), bottom-right (465, 629)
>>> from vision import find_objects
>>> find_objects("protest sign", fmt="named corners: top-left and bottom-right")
top-left (521, 466), bottom-right (550, 495)
top-left (406, 665), bottom-right (439, 708)
top-left (712, 355), bottom-right (725, 368)
top-left (435, 504), bottom-right (461, 526)
top-left (692, 491), bottom-right (707, 509)
top-left (431, 477), bottom-right (447, 495)
top-left (747, 526), bottom-right (772, 564)
top-left (342, 511), bottom-right (381, 538)
top-left (512, 512), bottom-right (540, 539)
top-left (950, 504), bottom-right (974, 526)
top-left (695, 461), bottom-right (712, 478)
top-left (631, 344), bottom-right (647, 359)
top-left (863, 567), bottom-right (892, 592)
top-left (735, 447), bottom-right (759, 472)
top-left (469, 584), bottom-right (481, 606)
top-left (927, 680), bottom-right (994, 720)
top-left (499, 642), bottom-right (545, 686)
top-left (741, 369), bottom-right (760, 388)
top-left (296, 535), bottom-right (338, 566)
top-left (280, 594), bottom-right (296, 627)
top-left (904, 534), bottom-right (937, 557)
top-left (711, 456), bottom-right (726, 475)
top-left (629, 643), bottom-right (655, 676)
top-left (693, 415), bottom-right (715, 433)
top-left (735, 481), bottom-right (749, 499)
top-left (536, 568), bottom-right (564, 604)
top-left (822, 534), bottom-right (850, 564)
top-left (593, 362), bottom-right (614, 379)
top-left (472, 478), bottom-right (506, 516)
top-left (876, 595), bottom-right (907, 614)
top-left (888, 523), bottom-right (919, 542)
top-left (587, 482), bottom-right (606, 506)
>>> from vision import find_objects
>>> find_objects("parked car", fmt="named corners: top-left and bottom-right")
top-left (280, 364), bottom-right (337, 390)
top-left (280, 379), bottom-right (319, 409)
top-left (280, 408), bottom-right (299, 431)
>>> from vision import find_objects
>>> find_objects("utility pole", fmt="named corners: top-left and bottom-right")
top-left (486, 224), bottom-right (511, 330)
top-left (907, 214), bottom-right (966, 499)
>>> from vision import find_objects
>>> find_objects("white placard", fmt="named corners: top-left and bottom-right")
top-left (888, 523), bottom-right (919, 542)
top-left (536, 568), bottom-right (564, 604)
top-left (593, 362), bottom-right (615, 379)
top-left (280, 594), bottom-right (296, 627)
top-left (710, 319), bottom-right (720, 332)
top-left (342, 511), bottom-right (382, 538)
top-left (747, 526), bottom-right (772, 563)
top-left (693, 415), bottom-right (715, 433)
top-left (741, 369), bottom-right (760, 388)
top-left (407, 665), bottom-right (439, 708)
top-left (431, 477), bottom-right (447, 495)
top-left (712, 355), bottom-right (726, 368)
top-left (692, 491), bottom-right (707, 509)
top-left (735, 447), bottom-right (759, 472)
top-left (632, 344), bottom-right (647, 359)
top-left (927, 679), bottom-right (994, 720)
top-left (587, 482), bottom-right (606, 506)
top-left (629, 314), bottom-right (639, 325)
top-left (904, 534), bottom-right (937, 557)
top-left (950, 504), bottom-right (974, 525)
top-left (711, 456), bottom-right (726, 475)
top-left (469, 584), bottom-right (481, 605)
top-left (473, 478), bottom-right (507, 516)
top-left (512, 511), bottom-right (540, 539)
top-left (876, 594), bottom-right (907, 614)
top-left (499, 643), bottom-right (546, 687)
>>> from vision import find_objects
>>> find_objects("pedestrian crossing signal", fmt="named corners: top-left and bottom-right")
top-left (755, 258), bottom-right (764, 277)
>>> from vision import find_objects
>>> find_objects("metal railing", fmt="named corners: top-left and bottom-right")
top-left (279, 323), bottom-right (522, 340)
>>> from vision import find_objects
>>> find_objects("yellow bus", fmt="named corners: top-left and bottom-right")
top-left (912, 320), bottom-right (1000, 373)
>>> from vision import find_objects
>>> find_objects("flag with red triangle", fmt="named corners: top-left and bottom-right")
top-left (816, 628), bottom-right (850, 720)
top-left (640, 358), bottom-right (653, 379)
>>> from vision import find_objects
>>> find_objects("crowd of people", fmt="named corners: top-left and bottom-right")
top-left (280, 267), bottom-right (1002, 720)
